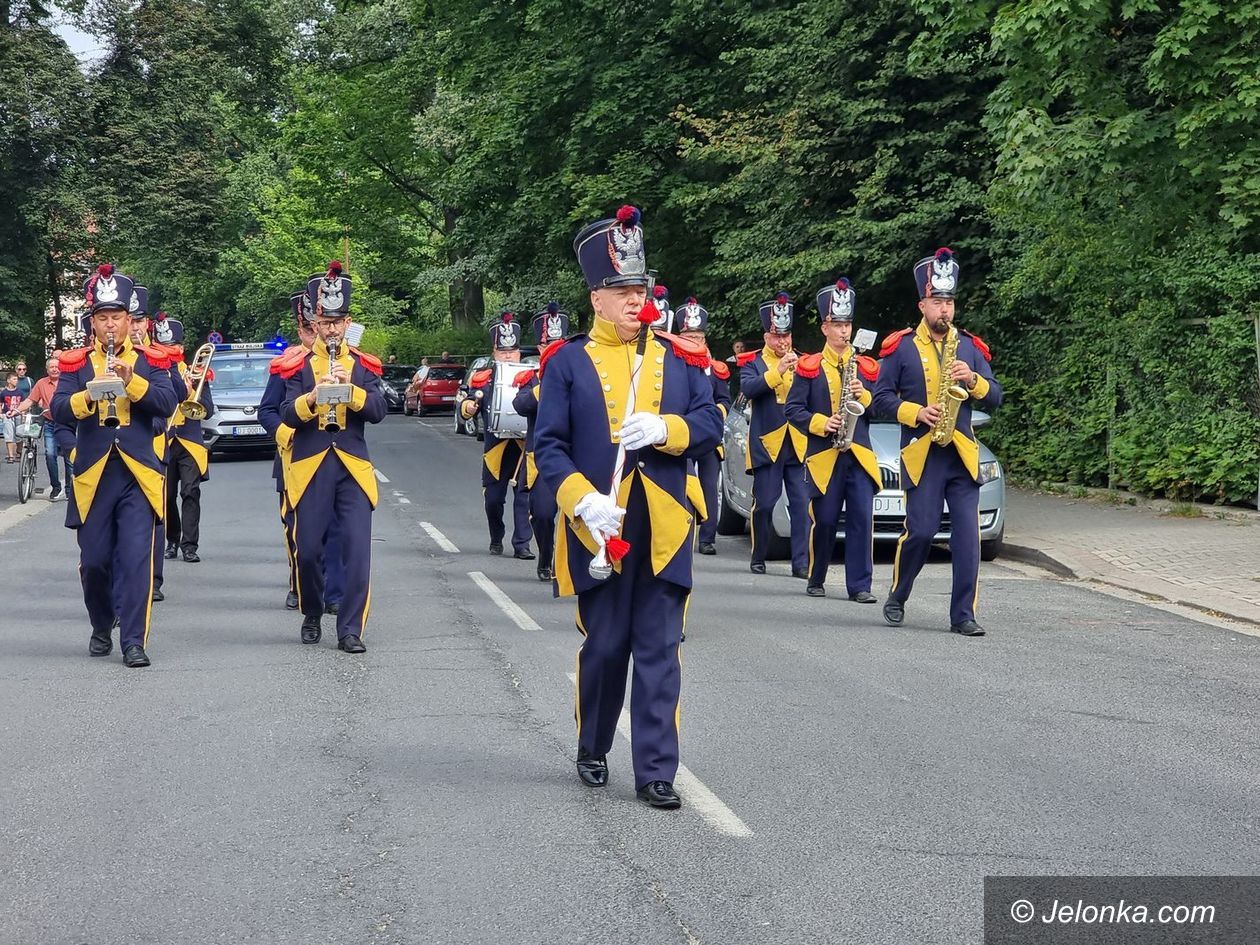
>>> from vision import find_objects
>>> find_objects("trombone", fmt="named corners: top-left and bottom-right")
top-left (179, 344), bottom-right (215, 420)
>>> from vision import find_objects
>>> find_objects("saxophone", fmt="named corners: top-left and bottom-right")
top-left (930, 327), bottom-right (969, 445)
top-left (831, 349), bottom-right (865, 451)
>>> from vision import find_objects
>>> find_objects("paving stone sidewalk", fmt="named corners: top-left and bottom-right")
top-left (1004, 487), bottom-right (1260, 625)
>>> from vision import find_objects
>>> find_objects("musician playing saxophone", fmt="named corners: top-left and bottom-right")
top-left (785, 278), bottom-right (881, 602)
top-left (872, 248), bottom-right (1002, 637)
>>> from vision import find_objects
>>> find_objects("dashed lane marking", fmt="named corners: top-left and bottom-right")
top-left (398, 497), bottom-right (411, 504)
top-left (374, 468), bottom-right (390, 483)
top-left (567, 672), bottom-right (754, 838)
top-left (468, 571), bottom-right (541, 631)
top-left (420, 522), bottom-right (459, 553)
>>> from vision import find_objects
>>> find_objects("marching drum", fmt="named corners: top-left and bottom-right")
top-left (486, 362), bottom-right (534, 439)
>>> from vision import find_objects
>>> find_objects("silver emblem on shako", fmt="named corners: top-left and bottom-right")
top-left (545, 314), bottom-right (563, 341)
top-left (498, 323), bottom-right (519, 348)
top-left (95, 276), bottom-right (119, 305)
top-left (682, 304), bottom-right (703, 331)
top-left (830, 288), bottom-right (854, 321)
top-left (930, 258), bottom-right (956, 294)
top-left (609, 224), bottom-right (645, 275)
top-left (771, 299), bottom-right (792, 333)
top-left (320, 277), bottom-right (345, 312)
top-left (155, 319), bottom-right (174, 344)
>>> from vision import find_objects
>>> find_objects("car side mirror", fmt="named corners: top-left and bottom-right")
top-left (972, 410), bottom-right (991, 429)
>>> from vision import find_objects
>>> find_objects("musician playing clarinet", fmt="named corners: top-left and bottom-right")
top-left (534, 206), bottom-right (722, 810)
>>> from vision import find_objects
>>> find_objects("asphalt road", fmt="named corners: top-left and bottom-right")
top-left (3, 414), bottom-right (1258, 945)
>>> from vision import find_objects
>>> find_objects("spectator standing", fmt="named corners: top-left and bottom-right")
top-left (1, 373), bottom-right (23, 463)
top-left (11, 357), bottom-right (68, 498)
top-left (14, 361), bottom-right (32, 398)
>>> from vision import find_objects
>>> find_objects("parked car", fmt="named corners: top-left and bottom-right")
top-left (379, 365), bottom-right (415, 413)
top-left (451, 349), bottom-right (541, 439)
top-left (405, 362), bottom-right (464, 416)
top-left (716, 393), bottom-right (1006, 560)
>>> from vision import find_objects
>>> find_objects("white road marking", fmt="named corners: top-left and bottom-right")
top-left (0, 499), bottom-right (52, 536)
top-left (374, 468), bottom-right (390, 483)
top-left (421, 521), bottom-right (459, 553)
top-left (469, 571), bottom-right (541, 631)
top-left (398, 497), bottom-right (411, 504)
top-left (567, 673), bottom-right (753, 838)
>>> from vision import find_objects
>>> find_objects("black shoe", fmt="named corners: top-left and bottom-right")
top-left (750, 561), bottom-right (766, 575)
top-left (164, 542), bottom-right (178, 560)
top-left (325, 601), bottom-right (340, 616)
top-left (849, 591), bottom-right (878, 604)
top-left (122, 645), bottom-right (151, 668)
top-left (513, 548), bottom-right (536, 560)
top-left (636, 781), bottom-right (682, 809)
top-left (89, 631), bottom-right (112, 657)
top-left (338, 635), bottom-right (366, 653)
top-left (151, 587), bottom-right (165, 603)
top-left (576, 750), bottom-right (608, 787)
top-left (300, 616), bottom-right (322, 645)
top-left (950, 620), bottom-right (986, 637)
top-left (285, 591), bottom-right (299, 610)
top-left (49, 484), bottom-right (62, 500)
top-left (792, 567), bottom-right (809, 580)
top-left (697, 542), bottom-right (716, 555)
top-left (489, 541), bottom-right (503, 556)
top-left (182, 550), bottom-right (200, 563)
top-left (883, 598), bottom-right (904, 626)
top-left (537, 566), bottom-right (553, 582)
top-left (806, 585), bottom-right (825, 598)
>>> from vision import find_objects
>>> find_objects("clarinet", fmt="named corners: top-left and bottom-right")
top-left (102, 333), bottom-right (120, 428)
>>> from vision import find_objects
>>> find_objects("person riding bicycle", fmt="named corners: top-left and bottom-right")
top-left (10, 357), bottom-right (67, 499)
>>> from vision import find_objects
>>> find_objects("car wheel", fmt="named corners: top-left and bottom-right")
top-left (417, 403), bottom-right (427, 417)
top-left (715, 468), bottom-right (746, 536)
top-left (403, 404), bottom-right (414, 416)
top-left (463, 414), bottom-right (478, 437)
top-left (474, 414), bottom-right (484, 441)
top-left (981, 527), bottom-right (1004, 562)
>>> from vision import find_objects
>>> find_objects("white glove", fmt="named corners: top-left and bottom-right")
top-left (618, 412), bottom-right (668, 451)
top-left (574, 492), bottom-right (625, 537)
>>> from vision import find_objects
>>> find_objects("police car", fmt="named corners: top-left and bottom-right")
top-left (201, 340), bottom-right (288, 456)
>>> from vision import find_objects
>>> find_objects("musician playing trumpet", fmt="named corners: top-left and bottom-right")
top-left (785, 278), bottom-right (882, 602)
top-left (872, 248), bottom-right (1002, 637)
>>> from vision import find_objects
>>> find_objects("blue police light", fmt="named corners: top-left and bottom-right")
top-left (267, 334), bottom-right (288, 351)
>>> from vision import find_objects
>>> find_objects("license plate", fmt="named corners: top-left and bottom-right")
top-left (232, 425), bottom-right (265, 436)
top-left (874, 494), bottom-right (905, 516)
top-left (441, 395), bottom-right (455, 401)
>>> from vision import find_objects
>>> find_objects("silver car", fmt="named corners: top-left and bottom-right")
top-left (715, 393), bottom-right (1006, 560)
top-left (201, 345), bottom-right (283, 456)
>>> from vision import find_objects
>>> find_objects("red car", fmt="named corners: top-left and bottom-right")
top-left (404, 363), bottom-right (465, 416)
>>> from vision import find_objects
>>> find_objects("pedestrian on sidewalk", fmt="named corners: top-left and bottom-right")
top-left (1, 373), bottom-right (23, 463)
top-left (9, 357), bottom-right (69, 498)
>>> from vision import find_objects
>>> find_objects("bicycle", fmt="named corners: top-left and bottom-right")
top-left (14, 412), bottom-right (41, 504)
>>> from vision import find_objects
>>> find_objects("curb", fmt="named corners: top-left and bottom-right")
top-left (1003, 541), bottom-right (1260, 629)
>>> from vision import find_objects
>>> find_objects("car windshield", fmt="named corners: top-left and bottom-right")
top-left (428, 367), bottom-right (463, 381)
top-left (382, 367), bottom-right (414, 385)
top-left (211, 356), bottom-right (272, 390)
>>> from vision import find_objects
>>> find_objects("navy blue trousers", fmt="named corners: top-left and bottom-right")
top-left (807, 453), bottom-right (877, 595)
top-left (574, 483), bottom-right (687, 789)
top-left (890, 446), bottom-right (982, 625)
top-left (526, 479), bottom-right (556, 571)
top-left (695, 449), bottom-right (721, 546)
top-left (79, 455), bottom-right (157, 650)
top-left (751, 456), bottom-right (809, 570)
top-left (485, 472), bottom-right (532, 553)
top-left (281, 490), bottom-right (343, 604)
top-left (293, 460), bottom-right (368, 638)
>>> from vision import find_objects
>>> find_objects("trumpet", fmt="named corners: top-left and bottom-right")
top-left (179, 344), bottom-right (215, 420)
top-left (321, 336), bottom-right (342, 433)
top-left (102, 333), bottom-right (120, 428)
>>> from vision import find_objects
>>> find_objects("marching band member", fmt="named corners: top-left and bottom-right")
top-left (873, 248), bottom-right (1003, 636)
top-left (675, 297), bottom-right (730, 556)
top-left (535, 205), bottom-right (722, 809)
top-left (53, 266), bottom-right (177, 667)
top-left (277, 262), bottom-right (385, 653)
top-left (511, 303), bottom-right (570, 581)
top-left (785, 279), bottom-right (880, 602)
top-left (738, 292), bottom-right (810, 577)
top-left (462, 312), bottom-right (534, 558)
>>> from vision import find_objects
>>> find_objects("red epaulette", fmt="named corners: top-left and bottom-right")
top-left (59, 347), bottom-right (91, 372)
top-left (273, 347), bottom-right (309, 379)
top-left (735, 350), bottom-right (759, 367)
top-left (653, 330), bottom-right (711, 369)
top-left (351, 347), bottom-right (383, 376)
top-left (137, 345), bottom-right (170, 369)
top-left (879, 328), bottom-right (913, 357)
top-left (513, 368), bottom-right (537, 387)
top-left (960, 330), bottom-right (992, 362)
top-left (470, 368), bottom-right (493, 388)
top-left (538, 338), bottom-right (567, 377)
top-left (857, 355), bottom-right (879, 382)
top-left (795, 353), bottom-right (823, 379)
top-left (710, 358), bottom-right (730, 380)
